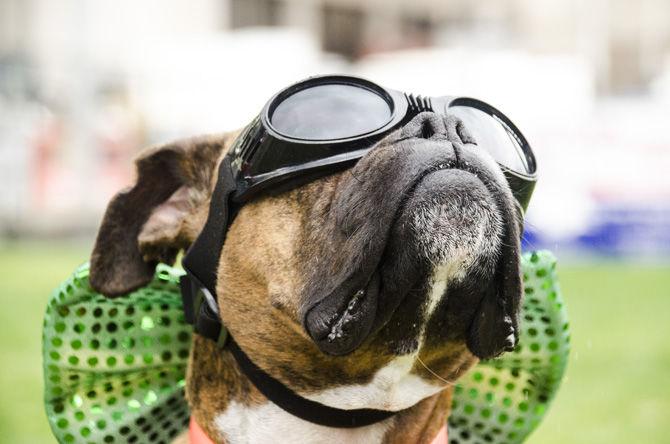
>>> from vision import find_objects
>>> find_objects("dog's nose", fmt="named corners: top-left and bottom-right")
top-left (400, 112), bottom-right (449, 140)
top-left (400, 112), bottom-right (475, 150)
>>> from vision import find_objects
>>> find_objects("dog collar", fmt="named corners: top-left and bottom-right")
top-left (189, 417), bottom-right (213, 444)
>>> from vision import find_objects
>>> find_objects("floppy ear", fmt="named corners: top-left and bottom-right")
top-left (89, 134), bottom-right (233, 297)
top-left (466, 217), bottom-right (523, 360)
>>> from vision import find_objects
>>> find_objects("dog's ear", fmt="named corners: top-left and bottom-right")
top-left (466, 219), bottom-right (523, 360)
top-left (89, 134), bottom-right (233, 297)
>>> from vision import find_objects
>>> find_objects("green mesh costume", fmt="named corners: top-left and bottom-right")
top-left (43, 250), bottom-right (569, 444)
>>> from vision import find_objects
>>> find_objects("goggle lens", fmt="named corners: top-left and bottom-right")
top-left (238, 76), bottom-right (536, 208)
top-left (270, 84), bottom-right (392, 141)
top-left (448, 103), bottom-right (533, 175)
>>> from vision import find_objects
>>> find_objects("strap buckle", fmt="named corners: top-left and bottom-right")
top-left (180, 274), bottom-right (228, 348)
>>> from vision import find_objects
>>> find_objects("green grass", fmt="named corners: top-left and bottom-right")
top-left (527, 262), bottom-right (670, 444)
top-left (0, 242), bottom-right (90, 444)
top-left (0, 242), bottom-right (668, 443)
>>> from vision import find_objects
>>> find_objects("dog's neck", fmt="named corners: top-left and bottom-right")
top-left (186, 336), bottom-right (453, 444)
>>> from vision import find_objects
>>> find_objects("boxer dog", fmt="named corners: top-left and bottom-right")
top-left (89, 112), bottom-right (523, 443)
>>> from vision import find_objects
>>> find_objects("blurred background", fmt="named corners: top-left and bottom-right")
top-left (0, 0), bottom-right (668, 443)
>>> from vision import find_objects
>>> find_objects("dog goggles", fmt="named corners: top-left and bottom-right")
top-left (230, 74), bottom-right (537, 210)
top-left (177, 76), bottom-right (540, 428)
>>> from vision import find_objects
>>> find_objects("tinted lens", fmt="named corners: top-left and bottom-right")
top-left (270, 84), bottom-right (392, 140)
top-left (449, 105), bottom-right (531, 174)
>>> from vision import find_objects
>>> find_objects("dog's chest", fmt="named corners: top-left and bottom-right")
top-left (213, 259), bottom-right (472, 443)
top-left (214, 400), bottom-right (390, 444)
top-left (213, 355), bottom-right (443, 444)
top-left (303, 354), bottom-right (443, 411)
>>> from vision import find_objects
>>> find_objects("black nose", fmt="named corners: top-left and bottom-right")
top-left (401, 111), bottom-right (476, 146)
top-left (401, 112), bottom-right (448, 140)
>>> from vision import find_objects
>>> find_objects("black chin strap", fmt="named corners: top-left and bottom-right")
top-left (180, 156), bottom-right (399, 429)
top-left (180, 275), bottom-right (399, 428)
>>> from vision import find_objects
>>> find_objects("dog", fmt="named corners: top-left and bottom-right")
top-left (88, 111), bottom-right (523, 443)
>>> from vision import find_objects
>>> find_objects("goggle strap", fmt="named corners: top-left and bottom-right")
top-left (179, 273), bottom-right (400, 428)
top-left (180, 274), bottom-right (228, 347)
top-left (225, 333), bottom-right (400, 428)
top-left (179, 154), bottom-right (402, 428)
top-left (182, 155), bottom-right (237, 296)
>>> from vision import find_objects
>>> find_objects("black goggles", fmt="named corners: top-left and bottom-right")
top-left (229, 74), bottom-right (537, 210)
top-left (180, 76), bottom-right (538, 428)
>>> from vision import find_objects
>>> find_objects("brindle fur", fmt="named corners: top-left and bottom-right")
top-left (90, 111), bottom-right (522, 443)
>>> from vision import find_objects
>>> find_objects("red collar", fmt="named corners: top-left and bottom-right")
top-left (189, 416), bottom-right (448, 444)
top-left (189, 417), bottom-right (213, 444)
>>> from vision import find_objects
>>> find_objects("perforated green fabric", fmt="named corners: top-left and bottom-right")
top-left (42, 264), bottom-right (191, 444)
top-left (448, 250), bottom-right (570, 443)
top-left (43, 250), bottom-right (569, 444)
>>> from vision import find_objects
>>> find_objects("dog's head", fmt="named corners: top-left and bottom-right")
top-left (90, 111), bottom-right (522, 410)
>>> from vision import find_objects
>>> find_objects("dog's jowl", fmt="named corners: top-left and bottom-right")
top-left (90, 99), bottom-right (525, 443)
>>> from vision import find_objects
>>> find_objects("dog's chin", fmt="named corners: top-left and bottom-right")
top-left (391, 167), bottom-right (503, 282)
top-left (373, 167), bottom-right (504, 341)
top-left (306, 166), bottom-right (505, 356)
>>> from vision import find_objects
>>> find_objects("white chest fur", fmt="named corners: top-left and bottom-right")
top-left (214, 400), bottom-right (391, 444)
top-left (304, 354), bottom-right (444, 411)
top-left (214, 355), bottom-right (447, 444)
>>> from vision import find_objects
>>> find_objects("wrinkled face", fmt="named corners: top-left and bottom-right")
top-left (216, 112), bottom-right (523, 407)
top-left (90, 111), bottom-right (523, 412)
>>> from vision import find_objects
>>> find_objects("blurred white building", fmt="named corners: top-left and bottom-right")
top-left (227, 0), bottom-right (670, 93)
top-left (3, 0), bottom-right (670, 96)
top-left (1, 0), bottom-right (669, 256)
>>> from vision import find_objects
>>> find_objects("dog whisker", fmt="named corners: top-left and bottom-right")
top-left (349, 168), bottom-right (364, 184)
top-left (416, 355), bottom-right (455, 387)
